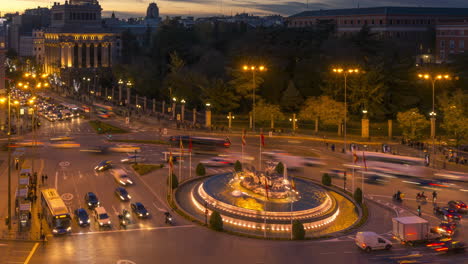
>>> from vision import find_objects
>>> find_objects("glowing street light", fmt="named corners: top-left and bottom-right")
top-left (242, 64), bottom-right (267, 132)
top-left (332, 67), bottom-right (360, 153)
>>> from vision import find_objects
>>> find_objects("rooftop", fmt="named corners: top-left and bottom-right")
top-left (289, 6), bottom-right (468, 18)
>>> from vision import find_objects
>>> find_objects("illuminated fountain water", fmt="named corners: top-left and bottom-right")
top-left (187, 165), bottom-right (343, 234)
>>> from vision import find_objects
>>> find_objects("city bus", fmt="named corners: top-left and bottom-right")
top-left (40, 188), bottom-right (72, 235)
top-left (93, 103), bottom-right (113, 119)
top-left (345, 152), bottom-right (428, 177)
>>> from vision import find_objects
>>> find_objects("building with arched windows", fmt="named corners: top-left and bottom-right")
top-left (43, 0), bottom-right (118, 76)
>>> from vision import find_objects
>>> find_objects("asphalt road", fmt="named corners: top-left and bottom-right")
top-left (1, 109), bottom-right (465, 264)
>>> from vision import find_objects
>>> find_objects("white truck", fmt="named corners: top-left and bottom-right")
top-left (392, 216), bottom-right (439, 244)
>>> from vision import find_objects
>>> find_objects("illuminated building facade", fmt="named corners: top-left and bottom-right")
top-left (43, 0), bottom-right (117, 75)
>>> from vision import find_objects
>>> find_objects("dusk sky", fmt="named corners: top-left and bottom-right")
top-left (2, 0), bottom-right (467, 18)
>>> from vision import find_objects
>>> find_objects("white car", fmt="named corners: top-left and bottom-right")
top-left (121, 155), bottom-right (145, 163)
top-left (355, 231), bottom-right (392, 252)
top-left (94, 206), bottom-right (111, 227)
top-left (111, 169), bottom-right (134, 186)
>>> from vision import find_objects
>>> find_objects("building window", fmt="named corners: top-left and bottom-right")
top-left (460, 40), bottom-right (465, 49)
top-left (396, 20), bottom-right (400, 24)
top-left (440, 40), bottom-right (445, 48)
top-left (350, 20), bottom-right (353, 24)
top-left (379, 20), bottom-right (383, 24)
top-left (372, 19), bottom-right (375, 24)
top-left (440, 50), bottom-right (445, 59)
top-left (389, 19), bottom-right (393, 24)
top-left (344, 20), bottom-right (347, 24)
top-left (450, 40), bottom-right (455, 49)
top-left (357, 20), bottom-right (360, 24)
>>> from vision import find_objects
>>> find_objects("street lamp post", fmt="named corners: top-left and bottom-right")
top-left (243, 65), bottom-right (266, 132)
top-left (332, 68), bottom-right (359, 153)
top-left (418, 73), bottom-right (450, 168)
top-left (172, 97), bottom-right (177, 121)
top-left (227, 112), bottom-right (235, 130)
top-left (180, 99), bottom-right (186, 121)
top-left (0, 81), bottom-right (12, 230)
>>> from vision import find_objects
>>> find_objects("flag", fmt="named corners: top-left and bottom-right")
top-left (168, 152), bottom-right (174, 171)
top-left (179, 138), bottom-right (184, 153)
top-left (264, 180), bottom-right (269, 200)
top-left (353, 151), bottom-right (359, 164)
top-left (188, 137), bottom-right (192, 153)
top-left (242, 129), bottom-right (246, 146)
top-left (260, 132), bottom-right (265, 147)
top-left (362, 151), bottom-right (367, 171)
top-left (291, 178), bottom-right (296, 191)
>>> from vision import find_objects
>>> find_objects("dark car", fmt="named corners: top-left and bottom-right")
top-left (429, 240), bottom-right (466, 253)
top-left (74, 208), bottom-right (90, 227)
top-left (448, 200), bottom-right (467, 213)
top-left (131, 202), bottom-right (149, 218)
top-left (115, 187), bottom-right (131, 201)
top-left (431, 222), bottom-right (457, 237)
top-left (85, 192), bottom-right (100, 208)
top-left (435, 207), bottom-right (462, 221)
top-left (94, 160), bottom-right (112, 171)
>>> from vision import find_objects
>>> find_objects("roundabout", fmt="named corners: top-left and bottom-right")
top-left (175, 168), bottom-right (361, 238)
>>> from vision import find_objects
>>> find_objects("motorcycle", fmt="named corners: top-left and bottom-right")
top-left (164, 212), bottom-right (173, 225)
top-left (123, 209), bottom-right (131, 220)
top-left (393, 192), bottom-right (404, 202)
top-left (118, 214), bottom-right (127, 228)
top-left (416, 193), bottom-right (427, 201)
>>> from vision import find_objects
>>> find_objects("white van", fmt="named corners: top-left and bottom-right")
top-left (355, 232), bottom-right (392, 252)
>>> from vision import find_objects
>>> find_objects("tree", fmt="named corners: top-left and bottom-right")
top-left (209, 211), bottom-right (223, 231)
top-left (354, 187), bottom-right (363, 205)
top-left (322, 173), bottom-right (332, 186)
top-left (199, 78), bottom-right (239, 113)
top-left (275, 162), bottom-right (284, 174)
top-left (440, 90), bottom-right (468, 149)
top-left (397, 108), bottom-right (429, 141)
top-left (168, 173), bottom-right (178, 189)
top-left (251, 99), bottom-right (284, 128)
top-left (234, 160), bottom-right (242, 172)
top-left (196, 163), bottom-right (206, 176)
top-left (280, 80), bottom-right (304, 113)
top-left (299, 96), bottom-right (345, 133)
top-left (348, 68), bottom-right (386, 117)
top-left (292, 220), bottom-right (305, 240)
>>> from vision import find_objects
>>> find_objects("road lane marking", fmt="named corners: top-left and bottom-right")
top-left (55, 171), bottom-right (58, 190)
top-left (152, 202), bottom-right (166, 212)
top-left (72, 224), bottom-right (196, 236)
top-left (112, 206), bottom-right (119, 216)
top-left (23, 242), bottom-right (39, 264)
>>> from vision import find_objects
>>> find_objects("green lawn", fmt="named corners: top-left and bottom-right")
top-left (132, 163), bottom-right (164, 175)
top-left (109, 139), bottom-right (168, 145)
top-left (88, 120), bottom-right (128, 134)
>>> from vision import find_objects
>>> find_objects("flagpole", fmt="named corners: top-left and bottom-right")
top-left (189, 150), bottom-right (192, 179)
top-left (264, 180), bottom-right (267, 238)
top-left (259, 132), bottom-right (263, 171)
top-left (179, 141), bottom-right (182, 182)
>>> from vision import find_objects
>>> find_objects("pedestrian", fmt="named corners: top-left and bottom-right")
top-left (417, 205), bottom-right (421, 217)
top-left (41, 175), bottom-right (45, 184)
top-left (45, 174), bottom-right (48, 182)
top-left (432, 191), bottom-right (437, 203)
top-left (331, 144), bottom-right (335, 152)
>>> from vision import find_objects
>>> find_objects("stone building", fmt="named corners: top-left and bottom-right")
top-left (43, 0), bottom-right (117, 77)
top-left (435, 19), bottom-right (468, 63)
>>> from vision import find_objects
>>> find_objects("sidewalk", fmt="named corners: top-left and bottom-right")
top-left (0, 158), bottom-right (45, 242)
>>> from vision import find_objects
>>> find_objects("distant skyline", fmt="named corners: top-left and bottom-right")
top-left (2, 0), bottom-right (468, 18)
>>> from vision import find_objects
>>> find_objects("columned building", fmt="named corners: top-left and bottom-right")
top-left (435, 19), bottom-right (468, 63)
top-left (43, 0), bottom-right (117, 79)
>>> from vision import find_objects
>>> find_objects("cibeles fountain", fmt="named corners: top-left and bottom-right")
top-left (175, 162), bottom-right (359, 238)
